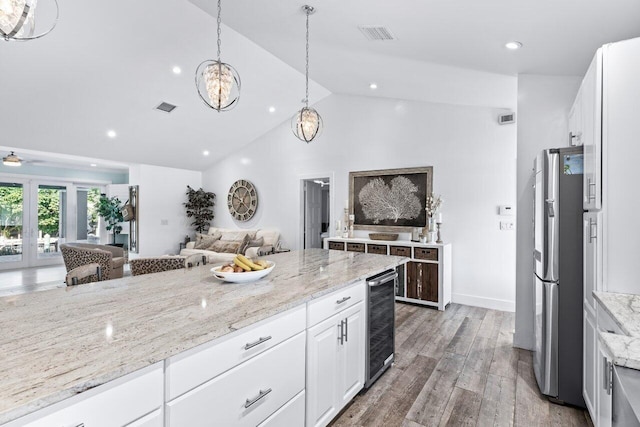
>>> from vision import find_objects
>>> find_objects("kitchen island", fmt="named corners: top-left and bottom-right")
top-left (0, 249), bottom-right (405, 426)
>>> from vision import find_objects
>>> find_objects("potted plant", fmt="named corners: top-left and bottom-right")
top-left (184, 186), bottom-right (216, 234)
top-left (97, 194), bottom-right (124, 246)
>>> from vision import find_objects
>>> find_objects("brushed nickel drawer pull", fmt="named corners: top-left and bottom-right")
top-left (336, 296), bottom-right (351, 305)
top-left (244, 336), bottom-right (272, 350)
top-left (245, 388), bottom-right (272, 408)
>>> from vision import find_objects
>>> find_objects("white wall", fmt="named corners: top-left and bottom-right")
top-left (203, 93), bottom-right (517, 311)
top-left (514, 75), bottom-right (581, 349)
top-left (129, 164), bottom-right (201, 257)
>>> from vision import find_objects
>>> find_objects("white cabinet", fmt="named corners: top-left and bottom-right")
top-left (257, 391), bottom-right (305, 427)
top-left (584, 306), bottom-right (597, 417)
top-left (596, 336), bottom-right (613, 427)
top-left (306, 296), bottom-right (365, 427)
top-left (569, 86), bottom-right (582, 147)
top-left (166, 332), bottom-right (306, 427)
top-left (582, 49), bottom-right (603, 210)
top-left (4, 364), bottom-right (163, 427)
top-left (584, 212), bottom-right (603, 311)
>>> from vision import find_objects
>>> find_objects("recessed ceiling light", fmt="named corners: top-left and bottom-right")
top-left (90, 163), bottom-right (97, 167)
top-left (268, 106), bottom-right (276, 113)
top-left (505, 41), bottom-right (523, 50)
top-left (172, 66), bottom-right (182, 75)
top-left (203, 150), bottom-right (210, 156)
top-left (107, 130), bottom-right (117, 138)
top-left (369, 83), bottom-right (378, 90)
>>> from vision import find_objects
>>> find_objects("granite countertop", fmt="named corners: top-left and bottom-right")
top-left (0, 249), bottom-right (406, 424)
top-left (594, 291), bottom-right (640, 370)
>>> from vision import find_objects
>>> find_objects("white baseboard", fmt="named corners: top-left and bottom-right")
top-left (452, 293), bottom-right (515, 312)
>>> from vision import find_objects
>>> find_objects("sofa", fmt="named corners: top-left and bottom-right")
top-left (60, 243), bottom-right (125, 282)
top-left (130, 254), bottom-right (207, 276)
top-left (179, 228), bottom-right (280, 264)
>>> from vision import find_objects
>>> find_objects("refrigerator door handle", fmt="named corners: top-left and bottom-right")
top-left (545, 199), bottom-right (555, 217)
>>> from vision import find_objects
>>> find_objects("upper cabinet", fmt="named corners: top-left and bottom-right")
top-left (581, 50), bottom-right (603, 211)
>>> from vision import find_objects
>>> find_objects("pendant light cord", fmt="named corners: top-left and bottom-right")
top-left (305, 8), bottom-right (310, 108)
top-left (216, 0), bottom-right (222, 61)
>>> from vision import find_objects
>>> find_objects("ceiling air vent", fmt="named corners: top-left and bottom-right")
top-left (358, 26), bottom-right (395, 41)
top-left (155, 102), bottom-right (177, 114)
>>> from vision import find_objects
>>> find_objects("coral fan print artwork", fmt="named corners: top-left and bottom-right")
top-left (349, 167), bottom-right (433, 232)
top-left (359, 176), bottom-right (422, 224)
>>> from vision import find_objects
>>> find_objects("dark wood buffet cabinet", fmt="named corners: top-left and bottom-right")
top-left (324, 237), bottom-right (452, 311)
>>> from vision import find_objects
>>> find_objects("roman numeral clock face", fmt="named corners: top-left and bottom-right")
top-left (227, 179), bottom-right (258, 222)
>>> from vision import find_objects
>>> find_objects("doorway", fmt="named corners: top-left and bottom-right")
top-left (0, 179), bottom-right (105, 270)
top-left (302, 178), bottom-right (331, 249)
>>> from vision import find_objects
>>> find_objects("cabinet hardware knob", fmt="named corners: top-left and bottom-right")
top-left (245, 388), bottom-right (272, 409)
top-left (336, 296), bottom-right (351, 305)
top-left (244, 336), bottom-right (272, 350)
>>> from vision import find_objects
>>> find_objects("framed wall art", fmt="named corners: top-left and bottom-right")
top-left (349, 166), bottom-right (433, 232)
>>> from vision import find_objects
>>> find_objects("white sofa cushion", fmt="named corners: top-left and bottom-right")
top-left (256, 229), bottom-right (280, 247)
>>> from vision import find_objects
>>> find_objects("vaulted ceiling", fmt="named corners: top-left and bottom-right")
top-left (1, 0), bottom-right (639, 172)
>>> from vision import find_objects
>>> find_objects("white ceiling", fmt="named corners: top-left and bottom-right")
top-left (2, 0), bottom-right (640, 172)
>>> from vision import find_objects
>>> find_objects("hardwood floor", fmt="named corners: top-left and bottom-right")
top-left (332, 303), bottom-right (593, 427)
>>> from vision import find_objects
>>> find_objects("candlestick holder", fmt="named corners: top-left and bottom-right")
top-left (436, 222), bottom-right (443, 244)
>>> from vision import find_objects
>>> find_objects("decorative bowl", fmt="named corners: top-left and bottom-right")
top-left (211, 261), bottom-right (276, 283)
top-left (368, 233), bottom-right (399, 241)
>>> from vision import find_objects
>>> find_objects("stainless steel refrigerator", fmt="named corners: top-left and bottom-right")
top-left (533, 147), bottom-right (585, 407)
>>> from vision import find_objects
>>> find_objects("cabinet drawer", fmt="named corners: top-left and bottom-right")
top-left (8, 364), bottom-right (163, 427)
top-left (414, 247), bottom-right (438, 261)
top-left (389, 246), bottom-right (411, 257)
top-left (597, 303), bottom-right (624, 335)
top-left (346, 243), bottom-right (365, 253)
top-left (328, 241), bottom-right (345, 251)
top-left (257, 390), bottom-right (305, 427)
top-left (127, 409), bottom-right (163, 427)
top-left (167, 305), bottom-right (305, 400)
top-left (167, 332), bottom-right (306, 427)
top-left (307, 281), bottom-right (365, 327)
top-left (367, 244), bottom-right (388, 255)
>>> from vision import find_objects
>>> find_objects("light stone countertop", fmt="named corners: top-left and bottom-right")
top-left (594, 291), bottom-right (640, 370)
top-left (0, 248), bottom-right (406, 424)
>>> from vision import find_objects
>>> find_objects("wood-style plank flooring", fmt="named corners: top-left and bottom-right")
top-left (332, 303), bottom-right (593, 427)
top-left (0, 264), bottom-right (67, 296)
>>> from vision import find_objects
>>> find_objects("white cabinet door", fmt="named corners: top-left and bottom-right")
top-left (338, 302), bottom-right (365, 408)
top-left (569, 88), bottom-right (582, 147)
top-left (306, 300), bottom-right (366, 427)
top-left (583, 307), bottom-right (597, 420)
top-left (596, 337), bottom-right (613, 427)
top-left (584, 212), bottom-right (603, 311)
top-left (582, 49), bottom-right (603, 210)
top-left (306, 312), bottom-right (341, 427)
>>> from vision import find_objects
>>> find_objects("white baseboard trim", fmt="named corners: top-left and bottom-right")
top-left (452, 293), bottom-right (515, 312)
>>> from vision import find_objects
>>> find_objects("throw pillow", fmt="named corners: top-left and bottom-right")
top-left (236, 234), bottom-right (252, 255)
top-left (210, 240), bottom-right (242, 254)
top-left (220, 231), bottom-right (249, 242)
top-left (194, 232), bottom-right (221, 250)
top-left (246, 237), bottom-right (264, 250)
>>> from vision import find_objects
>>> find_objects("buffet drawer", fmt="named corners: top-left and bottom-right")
top-left (367, 244), bottom-right (388, 255)
top-left (346, 243), bottom-right (365, 253)
top-left (328, 241), bottom-right (345, 251)
top-left (389, 246), bottom-right (411, 257)
top-left (6, 364), bottom-right (163, 427)
top-left (307, 281), bottom-right (365, 327)
top-left (166, 332), bottom-right (306, 427)
top-left (167, 305), bottom-right (305, 400)
top-left (414, 247), bottom-right (438, 261)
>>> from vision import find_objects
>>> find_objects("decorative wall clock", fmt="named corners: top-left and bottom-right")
top-left (227, 179), bottom-right (258, 221)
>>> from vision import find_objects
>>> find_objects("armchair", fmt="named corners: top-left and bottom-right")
top-left (60, 243), bottom-right (125, 282)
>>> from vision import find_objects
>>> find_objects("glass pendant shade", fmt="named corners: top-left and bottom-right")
top-left (196, 60), bottom-right (241, 112)
top-left (291, 107), bottom-right (323, 143)
top-left (0, 0), bottom-right (57, 41)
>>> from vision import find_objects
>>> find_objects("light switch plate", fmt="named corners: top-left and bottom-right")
top-left (500, 221), bottom-right (514, 230)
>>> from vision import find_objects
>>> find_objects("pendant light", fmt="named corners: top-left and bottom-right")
top-left (2, 151), bottom-right (22, 166)
top-left (195, 0), bottom-right (240, 112)
top-left (0, 0), bottom-right (59, 42)
top-left (291, 5), bottom-right (323, 143)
